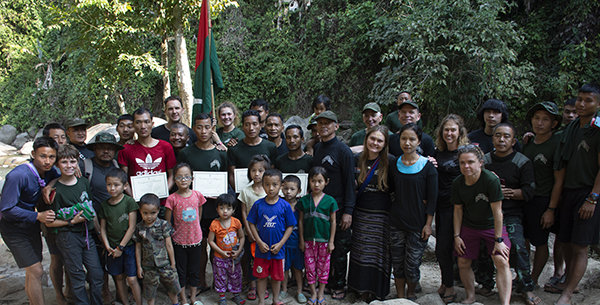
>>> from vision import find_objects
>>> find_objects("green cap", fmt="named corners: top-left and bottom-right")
top-left (526, 101), bottom-right (562, 128)
top-left (65, 118), bottom-right (88, 128)
top-left (315, 110), bottom-right (338, 123)
top-left (362, 102), bottom-right (381, 113)
top-left (308, 116), bottom-right (318, 128)
top-left (87, 132), bottom-right (124, 151)
top-left (399, 100), bottom-right (419, 111)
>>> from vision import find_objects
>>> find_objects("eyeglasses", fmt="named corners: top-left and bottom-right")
top-left (174, 176), bottom-right (192, 181)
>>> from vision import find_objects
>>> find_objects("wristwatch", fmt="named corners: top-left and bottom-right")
top-left (117, 245), bottom-right (125, 251)
top-left (587, 193), bottom-right (599, 205)
top-left (67, 219), bottom-right (74, 227)
top-left (495, 237), bottom-right (504, 243)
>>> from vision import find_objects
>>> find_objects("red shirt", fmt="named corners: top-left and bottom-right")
top-left (118, 140), bottom-right (176, 180)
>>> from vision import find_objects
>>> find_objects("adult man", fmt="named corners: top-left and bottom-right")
top-left (81, 132), bottom-right (123, 303)
top-left (65, 117), bottom-right (94, 159)
top-left (468, 99), bottom-right (521, 153)
top-left (388, 100), bottom-right (435, 157)
top-left (312, 111), bottom-right (356, 299)
top-left (350, 103), bottom-right (392, 153)
top-left (562, 98), bottom-right (578, 127)
top-left (265, 113), bottom-right (288, 155)
top-left (116, 114), bottom-right (135, 145)
top-left (552, 83), bottom-right (600, 305)
top-left (522, 102), bottom-right (562, 288)
top-left (118, 107), bottom-right (176, 195)
top-left (227, 110), bottom-right (278, 188)
top-left (478, 123), bottom-right (538, 304)
top-left (169, 123), bottom-right (190, 158)
top-left (151, 95), bottom-right (197, 144)
top-left (0, 137), bottom-right (60, 305)
top-left (43, 123), bottom-right (68, 145)
top-left (250, 99), bottom-right (269, 139)
top-left (275, 125), bottom-right (313, 173)
top-left (385, 91), bottom-right (411, 133)
top-left (177, 112), bottom-right (228, 293)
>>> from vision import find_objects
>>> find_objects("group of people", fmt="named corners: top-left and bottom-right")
top-left (1, 84), bottom-right (599, 305)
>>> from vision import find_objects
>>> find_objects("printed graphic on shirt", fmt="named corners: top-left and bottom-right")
top-left (182, 207), bottom-right (197, 222)
top-left (533, 154), bottom-right (548, 164)
top-left (223, 232), bottom-right (237, 245)
top-left (263, 215), bottom-right (277, 228)
top-left (578, 140), bottom-right (590, 152)
top-left (475, 193), bottom-right (489, 203)
top-left (118, 213), bottom-right (129, 224)
top-left (135, 154), bottom-right (163, 175)
top-left (322, 155), bottom-right (335, 166)
top-left (210, 159), bottom-right (221, 170)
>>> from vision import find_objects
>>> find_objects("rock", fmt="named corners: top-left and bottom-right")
top-left (27, 126), bottom-right (38, 138)
top-left (0, 276), bottom-right (25, 298)
top-left (0, 142), bottom-right (18, 156)
top-left (338, 128), bottom-right (353, 145)
top-left (424, 236), bottom-right (437, 260)
top-left (34, 128), bottom-right (43, 139)
top-left (285, 115), bottom-right (310, 142)
top-left (86, 123), bottom-right (116, 143)
top-left (19, 141), bottom-right (33, 156)
top-left (369, 298), bottom-right (417, 305)
top-left (0, 125), bottom-right (18, 145)
top-left (3, 156), bottom-right (29, 167)
top-left (416, 293), bottom-right (445, 305)
top-left (11, 132), bottom-right (31, 150)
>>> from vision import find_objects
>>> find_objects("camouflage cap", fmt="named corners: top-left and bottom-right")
top-left (87, 132), bottom-right (124, 151)
top-left (65, 118), bottom-right (88, 128)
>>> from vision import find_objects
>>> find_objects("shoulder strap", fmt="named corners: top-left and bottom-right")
top-left (111, 159), bottom-right (119, 168)
top-left (83, 158), bottom-right (93, 180)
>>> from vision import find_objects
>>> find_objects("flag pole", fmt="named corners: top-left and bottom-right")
top-left (208, 2), bottom-right (216, 120)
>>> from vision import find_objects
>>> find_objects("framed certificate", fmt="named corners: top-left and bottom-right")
top-left (282, 173), bottom-right (309, 197)
top-left (193, 171), bottom-right (228, 197)
top-left (234, 168), bottom-right (252, 193)
top-left (130, 172), bottom-right (169, 201)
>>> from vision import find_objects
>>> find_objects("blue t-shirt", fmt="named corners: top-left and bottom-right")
top-left (247, 197), bottom-right (297, 260)
top-left (285, 207), bottom-right (300, 249)
top-left (0, 163), bottom-right (60, 223)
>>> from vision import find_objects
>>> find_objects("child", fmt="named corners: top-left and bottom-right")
top-left (247, 169), bottom-right (297, 305)
top-left (164, 163), bottom-right (206, 305)
top-left (98, 168), bottom-right (142, 305)
top-left (310, 95), bottom-right (331, 119)
top-left (298, 167), bottom-right (338, 305)
top-left (238, 154), bottom-right (269, 300)
top-left (208, 194), bottom-right (246, 305)
top-left (46, 144), bottom-right (104, 305)
top-left (281, 175), bottom-right (307, 303)
top-left (133, 193), bottom-right (181, 305)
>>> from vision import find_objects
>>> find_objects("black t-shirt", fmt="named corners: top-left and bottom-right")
top-left (523, 134), bottom-right (560, 197)
top-left (151, 124), bottom-right (197, 145)
top-left (72, 143), bottom-right (95, 160)
top-left (434, 148), bottom-right (460, 210)
top-left (451, 169), bottom-right (504, 230)
top-left (79, 159), bottom-right (119, 211)
top-left (227, 138), bottom-right (278, 168)
top-left (276, 138), bottom-right (289, 156)
top-left (388, 132), bottom-right (435, 157)
top-left (275, 153), bottom-right (313, 173)
top-left (468, 128), bottom-right (522, 154)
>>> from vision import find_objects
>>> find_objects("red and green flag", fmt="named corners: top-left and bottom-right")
top-left (193, 0), bottom-right (224, 119)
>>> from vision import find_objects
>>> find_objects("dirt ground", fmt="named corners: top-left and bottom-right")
top-left (1, 235), bottom-right (599, 305)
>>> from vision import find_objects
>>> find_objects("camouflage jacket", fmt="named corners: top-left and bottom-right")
top-left (132, 219), bottom-right (174, 269)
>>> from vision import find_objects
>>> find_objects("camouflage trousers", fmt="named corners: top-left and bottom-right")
top-left (475, 216), bottom-right (534, 293)
top-left (142, 265), bottom-right (181, 300)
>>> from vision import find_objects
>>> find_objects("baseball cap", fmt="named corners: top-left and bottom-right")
top-left (399, 100), bottom-right (419, 111)
top-left (314, 110), bottom-right (338, 123)
top-left (65, 118), bottom-right (88, 128)
top-left (362, 102), bottom-right (381, 113)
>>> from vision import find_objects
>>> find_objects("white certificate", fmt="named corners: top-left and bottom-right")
top-left (130, 172), bottom-right (169, 201)
top-left (193, 171), bottom-right (228, 197)
top-left (234, 168), bottom-right (252, 193)
top-left (282, 173), bottom-right (309, 197)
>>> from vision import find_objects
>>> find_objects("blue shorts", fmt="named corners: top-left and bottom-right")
top-left (106, 244), bottom-right (137, 277)
top-left (284, 246), bottom-right (304, 271)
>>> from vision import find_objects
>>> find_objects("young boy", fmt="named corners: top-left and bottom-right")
top-left (247, 169), bottom-right (297, 305)
top-left (280, 175), bottom-right (307, 303)
top-left (132, 193), bottom-right (181, 305)
top-left (98, 168), bottom-right (142, 305)
top-left (46, 144), bottom-right (104, 305)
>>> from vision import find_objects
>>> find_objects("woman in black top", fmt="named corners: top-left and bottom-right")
top-left (431, 114), bottom-right (470, 303)
top-left (347, 125), bottom-right (394, 301)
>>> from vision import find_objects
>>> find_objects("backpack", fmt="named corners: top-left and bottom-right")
top-left (83, 158), bottom-right (119, 181)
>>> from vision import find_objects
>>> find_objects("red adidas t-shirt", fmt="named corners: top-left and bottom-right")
top-left (118, 140), bottom-right (176, 180)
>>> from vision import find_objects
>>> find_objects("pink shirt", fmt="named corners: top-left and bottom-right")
top-left (165, 190), bottom-right (206, 246)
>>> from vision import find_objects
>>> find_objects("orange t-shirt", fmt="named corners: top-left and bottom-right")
top-left (209, 217), bottom-right (242, 259)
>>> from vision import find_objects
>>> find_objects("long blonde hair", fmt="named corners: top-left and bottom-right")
top-left (435, 114), bottom-right (470, 151)
top-left (217, 102), bottom-right (240, 127)
top-left (357, 125), bottom-right (390, 191)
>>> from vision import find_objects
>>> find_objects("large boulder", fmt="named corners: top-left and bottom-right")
top-left (27, 126), bottom-right (38, 138)
top-left (0, 142), bottom-right (18, 156)
top-left (86, 123), bottom-right (116, 143)
top-left (0, 125), bottom-right (18, 145)
top-left (20, 141), bottom-right (34, 156)
top-left (415, 293), bottom-right (445, 305)
top-left (34, 128), bottom-right (43, 139)
top-left (11, 132), bottom-right (31, 150)
top-left (369, 298), bottom-right (417, 305)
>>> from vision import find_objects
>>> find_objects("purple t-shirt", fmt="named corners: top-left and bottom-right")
top-left (246, 197), bottom-right (297, 260)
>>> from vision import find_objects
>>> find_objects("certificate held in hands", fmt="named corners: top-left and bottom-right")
top-left (130, 172), bottom-right (169, 201)
top-left (193, 171), bottom-right (228, 197)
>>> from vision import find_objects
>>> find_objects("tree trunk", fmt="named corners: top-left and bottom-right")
top-left (161, 36), bottom-right (171, 101)
top-left (173, 4), bottom-right (194, 126)
top-left (116, 89), bottom-right (126, 114)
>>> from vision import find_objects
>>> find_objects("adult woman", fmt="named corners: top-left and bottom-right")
top-left (215, 101), bottom-right (245, 147)
top-left (432, 114), bottom-right (469, 304)
top-left (347, 125), bottom-right (393, 301)
top-left (389, 123), bottom-right (438, 301)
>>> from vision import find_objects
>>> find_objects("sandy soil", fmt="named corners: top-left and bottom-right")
top-left (1, 236), bottom-right (599, 305)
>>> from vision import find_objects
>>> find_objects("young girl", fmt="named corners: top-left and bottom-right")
top-left (208, 194), bottom-right (246, 305)
top-left (298, 167), bottom-right (338, 305)
top-left (388, 123), bottom-right (438, 301)
top-left (238, 155), bottom-right (269, 300)
top-left (164, 163), bottom-right (206, 305)
top-left (215, 102), bottom-right (245, 147)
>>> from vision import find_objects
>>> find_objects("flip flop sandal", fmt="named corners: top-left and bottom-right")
top-left (307, 298), bottom-right (317, 305)
top-left (247, 287), bottom-right (257, 300)
top-left (522, 293), bottom-right (541, 305)
top-left (442, 294), bottom-right (458, 304)
top-left (265, 290), bottom-right (270, 299)
top-left (331, 289), bottom-right (346, 300)
top-left (232, 295), bottom-right (246, 305)
top-left (317, 298), bottom-right (326, 305)
top-left (544, 276), bottom-right (562, 289)
top-left (475, 287), bottom-right (495, 297)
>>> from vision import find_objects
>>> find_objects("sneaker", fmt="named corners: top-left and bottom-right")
top-left (297, 293), bottom-right (307, 303)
